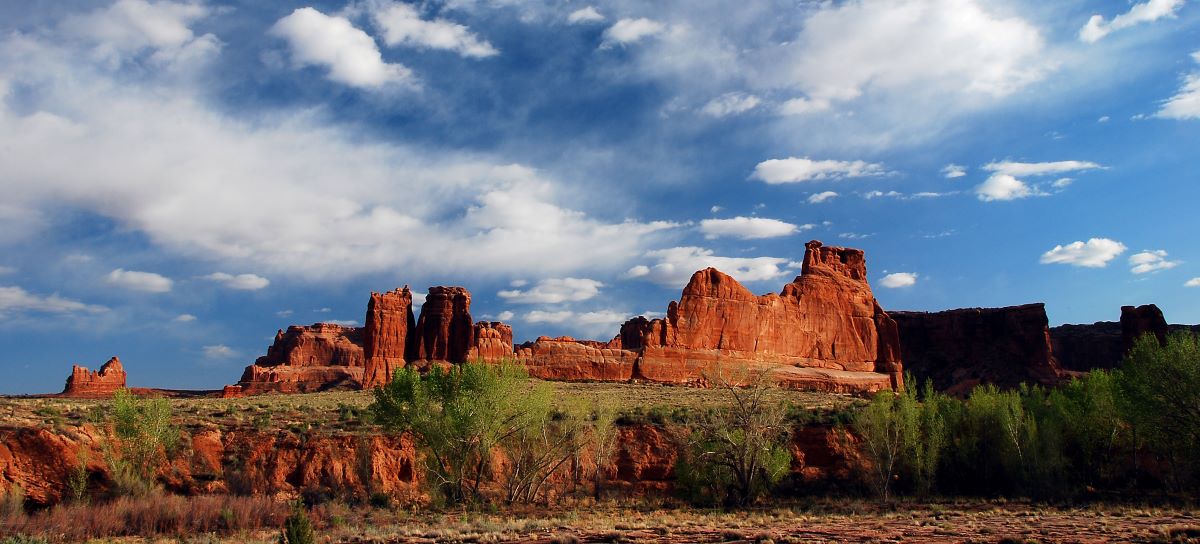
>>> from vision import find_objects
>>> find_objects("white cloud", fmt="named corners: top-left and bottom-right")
top-left (106, 268), bottom-right (173, 293)
top-left (975, 174), bottom-right (1035, 201)
top-left (271, 7), bottom-right (412, 88)
top-left (627, 247), bottom-right (790, 287)
top-left (700, 92), bottom-right (760, 117)
top-left (0, 286), bottom-right (108, 316)
top-left (1157, 52), bottom-right (1200, 120)
top-left (173, 313), bottom-right (197, 322)
top-left (699, 217), bottom-right (803, 240)
top-left (523, 308), bottom-right (630, 338)
top-left (1098, 116), bottom-right (1110, 123)
top-left (942, 164), bottom-right (966, 178)
top-left (0, 28), bottom-right (679, 282)
top-left (1040, 238), bottom-right (1127, 268)
top-left (525, 310), bottom-right (574, 323)
top-left (751, 157), bottom-right (886, 184)
top-left (369, 1), bottom-right (498, 58)
top-left (1129, 250), bottom-right (1181, 274)
top-left (412, 292), bottom-right (427, 308)
top-left (808, 191), bottom-right (839, 204)
top-left (202, 344), bottom-right (236, 359)
top-left (983, 160), bottom-right (1103, 177)
top-left (567, 6), bottom-right (605, 24)
top-left (496, 310), bottom-right (514, 321)
top-left (60, 0), bottom-right (221, 68)
top-left (838, 232), bottom-right (872, 240)
top-left (321, 319), bottom-right (360, 326)
top-left (1079, 0), bottom-right (1184, 43)
top-left (601, 18), bottom-right (665, 47)
top-left (498, 277), bottom-right (603, 304)
top-left (709, 205), bottom-right (723, 213)
top-left (201, 272), bottom-right (270, 290)
top-left (778, 97), bottom-right (832, 116)
top-left (316, 308), bottom-right (332, 313)
top-left (0, 266), bottom-right (13, 275)
top-left (276, 309), bottom-right (294, 318)
top-left (976, 160), bottom-right (1102, 202)
top-left (509, 279), bottom-right (528, 287)
top-left (879, 272), bottom-right (918, 288)
top-left (1186, 277), bottom-right (1200, 287)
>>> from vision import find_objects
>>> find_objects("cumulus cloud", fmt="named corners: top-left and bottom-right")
top-left (942, 164), bottom-right (966, 178)
top-left (778, 97), bottom-right (832, 116)
top-left (524, 310), bottom-right (574, 323)
top-left (202, 344), bottom-right (236, 359)
top-left (202, 272), bottom-right (270, 290)
top-left (1079, 0), bottom-right (1184, 43)
top-left (271, 7), bottom-right (412, 88)
top-left (496, 310), bottom-right (514, 321)
top-left (369, 1), bottom-right (498, 58)
top-left (106, 268), bottom-right (173, 293)
top-left (976, 160), bottom-right (1103, 201)
top-left (751, 157), bottom-right (886, 184)
top-left (1129, 250), bottom-right (1181, 274)
top-left (601, 18), bottom-right (665, 47)
top-left (627, 247), bottom-right (790, 287)
top-left (523, 308), bottom-right (630, 338)
top-left (173, 313), bottom-right (197, 322)
top-left (1157, 51), bottom-right (1200, 120)
top-left (0, 26), bottom-right (679, 282)
top-left (700, 92), bottom-right (760, 117)
top-left (879, 272), bottom-right (918, 288)
top-left (321, 319), bottom-right (360, 326)
top-left (699, 217), bottom-right (805, 240)
top-left (1186, 278), bottom-right (1200, 287)
top-left (0, 286), bottom-right (108, 316)
top-left (276, 310), bottom-right (294, 318)
top-left (1040, 238), bottom-right (1127, 268)
top-left (567, 6), bottom-right (605, 24)
top-left (498, 278), bottom-right (603, 304)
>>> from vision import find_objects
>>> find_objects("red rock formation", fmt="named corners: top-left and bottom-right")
top-left (891, 304), bottom-right (1062, 394)
top-left (1121, 304), bottom-right (1169, 352)
top-left (412, 287), bottom-right (474, 363)
top-left (237, 323), bottom-right (366, 394)
top-left (515, 336), bottom-right (639, 382)
top-left (61, 356), bottom-right (126, 397)
top-left (467, 321), bottom-right (515, 361)
top-left (362, 287), bottom-right (416, 388)
top-left (625, 241), bottom-right (901, 392)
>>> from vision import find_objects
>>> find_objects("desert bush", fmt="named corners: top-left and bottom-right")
top-left (0, 494), bottom-right (288, 540)
top-left (103, 389), bottom-right (180, 497)
top-left (279, 502), bottom-right (315, 544)
top-left (676, 371), bottom-right (792, 506)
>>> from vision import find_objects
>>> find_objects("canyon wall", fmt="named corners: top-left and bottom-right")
top-left (1051, 304), bottom-right (1173, 372)
top-left (890, 304), bottom-right (1062, 395)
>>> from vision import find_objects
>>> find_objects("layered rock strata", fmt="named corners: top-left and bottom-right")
top-left (890, 304), bottom-right (1062, 394)
top-left (238, 324), bottom-right (365, 394)
top-left (61, 356), bottom-right (126, 397)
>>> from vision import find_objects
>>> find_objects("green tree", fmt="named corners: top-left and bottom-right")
top-left (370, 361), bottom-right (546, 504)
top-left (104, 389), bottom-right (179, 496)
top-left (854, 386), bottom-right (918, 501)
top-left (1118, 331), bottom-right (1200, 490)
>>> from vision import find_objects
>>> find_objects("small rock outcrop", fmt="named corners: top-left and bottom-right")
top-left (61, 357), bottom-right (126, 397)
top-left (891, 304), bottom-right (1062, 394)
top-left (1051, 304), bottom-right (1172, 372)
top-left (238, 323), bottom-right (365, 394)
top-left (362, 287), bottom-right (416, 388)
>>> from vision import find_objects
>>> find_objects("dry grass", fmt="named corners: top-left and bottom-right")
top-left (0, 380), bottom-right (859, 434)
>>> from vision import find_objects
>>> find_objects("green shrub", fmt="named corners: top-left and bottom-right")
top-left (278, 503), bottom-right (315, 544)
top-left (1118, 331), bottom-right (1200, 490)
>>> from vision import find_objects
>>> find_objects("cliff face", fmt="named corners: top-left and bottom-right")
top-left (362, 288), bottom-right (416, 388)
top-left (1050, 304), bottom-right (1172, 372)
top-left (61, 357), bottom-right (126, 398)
top-left (890, 304), bottom-right (1062, 394)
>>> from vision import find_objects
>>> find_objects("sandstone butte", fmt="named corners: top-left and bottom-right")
top-left (60, 356), bottom-right (126, 398)
top-left (231, 240), bottom-right (904, 396)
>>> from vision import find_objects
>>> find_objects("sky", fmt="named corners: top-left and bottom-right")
top-left (1, 0), bottom-right (1198, 394)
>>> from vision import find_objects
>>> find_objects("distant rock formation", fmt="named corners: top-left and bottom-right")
top-left (1051, 304), bottom-right (1172, 372)
top-left (891, 304), bottom-right (1062, 395)
top-left (62, 357), bottom-right (126, 397)
top-left (229, 240), bottom-right (902, 395)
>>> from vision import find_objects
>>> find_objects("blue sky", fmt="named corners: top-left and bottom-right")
top-left (1, 0), bottom-right (1198, 393)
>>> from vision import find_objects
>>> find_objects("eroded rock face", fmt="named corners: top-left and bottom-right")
top-left (467, 322), bottom-right (516, 361)
top-left (237, 323), bottom-right (366, 394)
top-left (891, 304), bottom-right (1062, 394)
top-left (61, 357), bottom-right (126, 397)
top-left (362, 288), bottom-right (416, 388)
top-left (514, 336), bottom-right (639, 382)
top-left (413, 287), bottom-right (474, 363)
top-left (626, 241), bottom-right (901, 392)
